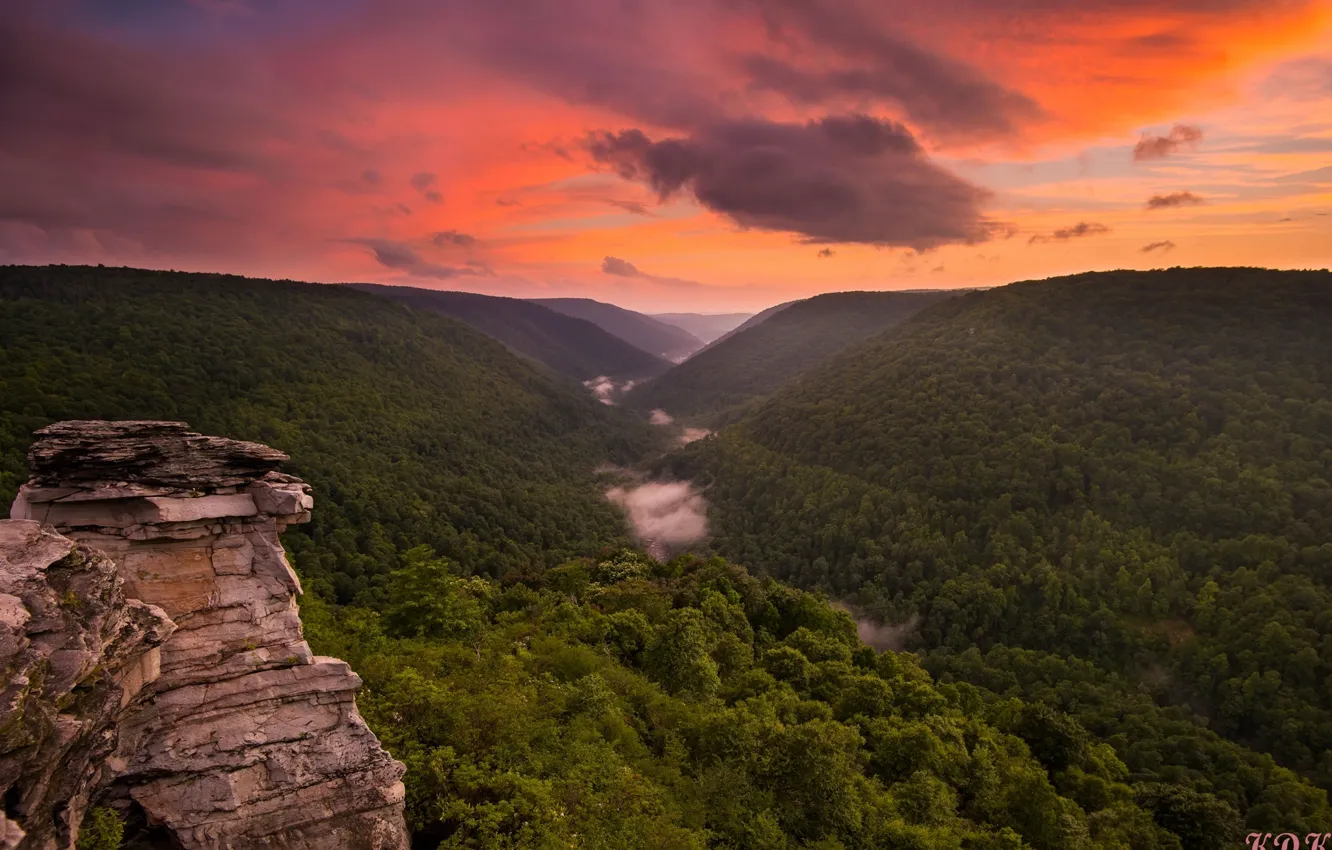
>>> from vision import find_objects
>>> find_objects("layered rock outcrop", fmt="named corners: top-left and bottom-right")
top-left (5, 421), bottom-right (408, 850)
top-left (0, 521), bottom-right (173, 850)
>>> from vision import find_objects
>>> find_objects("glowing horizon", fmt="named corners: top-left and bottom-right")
top-left (2, 0), bottom-right (1329, 312)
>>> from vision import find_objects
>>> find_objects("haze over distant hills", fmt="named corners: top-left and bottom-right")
top-left (706, 300), bottom-right (800, 348)
top-left (351, 284), bottom-right (671, 382)
top-left (649, 312), bottom-right (752, 345)
top-left (628, 290), bottom-right (956, 419)
top-left (530, 297), bottom-right (705, 361)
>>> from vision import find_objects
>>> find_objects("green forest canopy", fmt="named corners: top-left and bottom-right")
top-left (670, 267), bottom-right (1332, 831)
top-left (352, 284), bottom-right (672, 382)
top-left (627, 290), bottom-right (955, 421)
top-left (0, 265), bottom-right (654, 603)
top-left (305, 546), bottom-right (1263, 850)
top-left (4, 265), bottom-right (1331, 846)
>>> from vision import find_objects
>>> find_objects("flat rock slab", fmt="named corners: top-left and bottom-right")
top-left (28, 421), bottom-right (288, 489)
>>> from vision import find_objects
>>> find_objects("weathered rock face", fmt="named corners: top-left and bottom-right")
top-left (7, 421), bottom-right (409, 850)
top-left (0, 520), bottom-right (173, 850)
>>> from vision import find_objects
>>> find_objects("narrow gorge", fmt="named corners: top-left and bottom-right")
top-left (2, 421), bottom-right (408, 850)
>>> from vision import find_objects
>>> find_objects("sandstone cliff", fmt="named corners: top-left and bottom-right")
top-left (4, 421), bottom-right (409, 850)
top-left (0, 521), bottom-right (173, 850)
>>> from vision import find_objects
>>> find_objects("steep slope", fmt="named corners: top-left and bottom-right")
top-left (628, 290), bottom-right (956, 419)
top-left (530, 297), bottom-right (704, 361)
top-left (9, 421), bottom-right (409, 850)
top-left (0, 265), bottom-right (653, 604)
top-left (352, 284), bottom-right (671, 381)
top-left (674, 267), bottom-right (1332, 829)
top-left (704, 298), bottom-right (799, 349)
top-left (649, 311), bottom-right (752, 344)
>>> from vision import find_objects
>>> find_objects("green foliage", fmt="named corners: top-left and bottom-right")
top-left (628, 291), bottom-right (954, 420)
top-left (676, 268), bottom-right (1332, 828)
top-left (76, 806), bottom-right (124, 850)
top-left (306, 548), bottom-right (1219, 850)
top-left (0, 265), bottom-right (654, 603)
top-left (353, 284), bottom-right (671, 382)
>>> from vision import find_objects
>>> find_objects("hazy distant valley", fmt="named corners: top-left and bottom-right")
top-left (5, 265), bottom-right (1332, 848)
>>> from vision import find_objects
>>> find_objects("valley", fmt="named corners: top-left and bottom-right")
top-left (3, 264), bottom-right (1331, 847)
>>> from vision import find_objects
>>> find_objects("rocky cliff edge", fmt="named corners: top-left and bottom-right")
top-left (3, 421), bottom-right (408, 850)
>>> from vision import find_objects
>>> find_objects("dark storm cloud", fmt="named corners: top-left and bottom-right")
top-left (423, 0), bottom-right (1050, 143)
top-left (0, 13), bottom-right (283, 176)
top-left (1141, 240), bottom-right (1176, 253)
top-left (1146, 191), bottom-right (1205, 209)
top-left (736, 0), bottom-right (1043, 138)
top-left (587, 115), bottom-right (995, 249)
top-left (602, 256), bottom-right (644, 277)
top-left (1027, 222), bottom-right (1110, 244)
top-left (346, 238), bottom-right (479, 279)
top-left (1133, 125), bottom-right (1204, 161)
top-left (0, 9), bottom-right (330, 257)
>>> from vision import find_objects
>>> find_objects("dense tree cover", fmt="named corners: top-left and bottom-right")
top-left (353, 284), bottom-right (671, 382)
top-left (628, 291), bottom-right (955, 420)
top-left (305, 546), bottom-right (1223, 850)
top-left (0, 265), bottom-right (655, 603)
top-left (704, 300), bottom-right (801, 351)
top-left (671, 269), bottom-right (1332, 827)
top-left (530, 298), bottom-right (704, 361)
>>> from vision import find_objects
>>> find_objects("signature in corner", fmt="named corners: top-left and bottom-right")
top-left (1247, 834), bottom-right (1331, 850)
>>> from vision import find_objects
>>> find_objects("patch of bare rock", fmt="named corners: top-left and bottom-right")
top-left (2, 421), bottom-right (408, 850)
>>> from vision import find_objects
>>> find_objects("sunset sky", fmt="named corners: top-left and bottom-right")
top-left (2, 0), bottom-right (1330, 311)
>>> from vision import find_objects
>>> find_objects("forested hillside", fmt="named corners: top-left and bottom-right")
top-left (672, 268), bottom-right (1332, 830)
top-left (650, 312), bottom-right (752, 344)
top-left (531, 297), bottom-right (704, 361)
top-left (6, 264), bottom-right (1329, 846)
top-left (352, 284), bottom-right (671, 382)
top-left (707, 299), bottom-right (800, 349)
top-left (306, 546), bottom-right (1231, 850)
top-left (0, 265), bottom-right (654, 603)
top-left (629, 291), bottom-right (955, 419)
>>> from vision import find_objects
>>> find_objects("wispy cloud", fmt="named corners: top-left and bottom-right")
top-left (345, 238), bottom-right (482, 279)
top-left (1141, 240), bottom-right (1176, 253)
top-left (1133, 124), bottom-right (1203, 161)
top-left (1146, 191), bottom-right (1205, 209)
top-left (1028, 222), bottom-right (1110, 244)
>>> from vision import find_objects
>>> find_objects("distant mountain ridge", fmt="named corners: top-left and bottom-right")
top-left (702, 299), bottom-right (800, 350)
top-left (649, 312), bottom-right (752, 345)
top-left (351, 284), bottom-right (671, 382)
top-left (628, 290), bottom-right (955, 419)
top-left (530, 297), bottom-right (704, 361)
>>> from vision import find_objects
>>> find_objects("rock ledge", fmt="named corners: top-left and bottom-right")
top-left (4, 421), bottom-right (408, 850)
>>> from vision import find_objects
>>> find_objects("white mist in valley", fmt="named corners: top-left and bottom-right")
top-left (584, 376), bottom-right (637, 405)
top-left (648, 408), bottom-right (712, 445)
top-left (854, 614), bottom-right (920, 652)
top-left (606, 481), bottom-right (708, 561)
